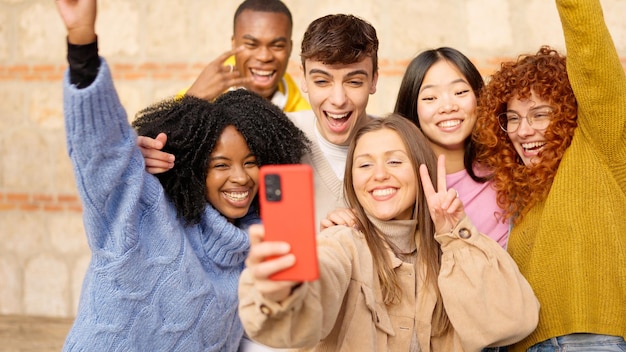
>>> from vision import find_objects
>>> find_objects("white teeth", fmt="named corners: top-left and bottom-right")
top-left (250, 68), bottom-right (274, 76)
top-left (224, 191), bottom-right (249, 201)
top-left (438, 120), bottom-right (461, 128)
top-left (522, 141), bottom-right (545, 151)
top-left (372, 188), bottom-right (396, 197)
top-left (327, 112), bottom-right (349, 119)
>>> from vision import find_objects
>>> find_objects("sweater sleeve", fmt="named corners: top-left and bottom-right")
top-left (436, 216), bottom-right (540, 350)
top-left (557, 0), bottom-right (626, 161)
top-left (63, 59), bottom-right (162, 254)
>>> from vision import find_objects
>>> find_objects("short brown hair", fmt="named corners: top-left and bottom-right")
top-left (300, 14), bottom-right (378, 74)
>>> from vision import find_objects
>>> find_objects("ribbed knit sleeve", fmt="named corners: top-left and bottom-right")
top-left (64, 59), bottom-right (161, 254)
top-left (558, 0), bottom-right (626, 165)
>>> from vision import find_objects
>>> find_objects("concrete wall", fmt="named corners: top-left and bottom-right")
top-left (1, 0), bottom-right (625, 318)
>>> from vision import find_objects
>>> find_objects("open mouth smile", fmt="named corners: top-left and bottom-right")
top-left (522, 141), bottom-right (546, 152)
top-left (437, 119), bottom-right (461, 129)
top-left (223, 191), bottom-right (250, 202)
top-left (250, 68), bottom-right (276, 83)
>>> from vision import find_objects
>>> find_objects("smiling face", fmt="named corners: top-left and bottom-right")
top-left (416, 60), bottom-right (477, 155)
top-left (232, 9), bottom-right (292, 100)
top-left (506, 91), bottom-right (553, 166)
top-left (301, 57), bottom-right (378, 146)
top-left (205, 125), bottom-right (259, 222)
top-left (351, 128), bottom-right (416, 221)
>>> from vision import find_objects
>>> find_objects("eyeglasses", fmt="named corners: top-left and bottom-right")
top-left (497, 107), bottom-right (554, 133)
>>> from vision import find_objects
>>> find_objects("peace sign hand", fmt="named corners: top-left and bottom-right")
top-left (186, 46), bottom-right (253, 102)
top-left (419, 154), bottom-right (466, 235)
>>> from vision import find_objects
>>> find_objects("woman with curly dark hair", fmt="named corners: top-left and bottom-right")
top-left (56, 1), bottom-right (308, 350)
top-left (473, 0), bottom-right (626, 351)
top-left (133, 89), bottom-right (309, 227)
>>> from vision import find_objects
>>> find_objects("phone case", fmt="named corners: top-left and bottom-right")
top-left (259, 164), bottom-right (319, 281)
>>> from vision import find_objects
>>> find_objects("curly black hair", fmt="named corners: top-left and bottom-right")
top-left (132, 89), bottom-right (310, 225)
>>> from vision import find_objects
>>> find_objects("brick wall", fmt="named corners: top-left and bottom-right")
top-left (1, 0), bottom-right (625, 319)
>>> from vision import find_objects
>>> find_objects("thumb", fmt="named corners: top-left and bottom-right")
top-left (248, 224), bottom-right (265, 245)
top-left (155, 132), bottom-right (168, 148)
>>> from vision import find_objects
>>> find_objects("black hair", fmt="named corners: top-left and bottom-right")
top-left (394, 47), bottom-right (487, 182)
top-left (233, 0), bottom-right (293, 31)
top-left (133, 89), bottom-right (309, 225)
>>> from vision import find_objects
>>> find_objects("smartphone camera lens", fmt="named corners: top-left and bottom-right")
top-left (264, 174), bottom-right (282, 202)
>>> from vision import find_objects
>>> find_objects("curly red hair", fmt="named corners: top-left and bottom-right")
top-left (473, 46), bottom-right (578, 224)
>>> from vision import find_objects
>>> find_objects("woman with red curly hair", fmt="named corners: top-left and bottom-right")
top-left (473, 0), bottom-right (626, 351)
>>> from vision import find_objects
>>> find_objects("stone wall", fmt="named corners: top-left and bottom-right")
top-left (1, 0), bottom-right (625, 319)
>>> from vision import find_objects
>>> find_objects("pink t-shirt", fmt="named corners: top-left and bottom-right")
top-left (446, 166), bottom-right (509, 248)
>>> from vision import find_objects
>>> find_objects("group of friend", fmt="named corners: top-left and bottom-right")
top-left (55, 0), bottom-right (625, 351)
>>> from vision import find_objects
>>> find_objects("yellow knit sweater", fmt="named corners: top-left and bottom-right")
top-left (507, 0), bottom-right (626, 351)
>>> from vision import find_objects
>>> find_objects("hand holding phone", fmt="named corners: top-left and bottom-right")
top-left (259, 164), bottom-right (318, 281)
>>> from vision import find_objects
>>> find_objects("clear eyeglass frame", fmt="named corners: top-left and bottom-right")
top-left (497, 107), bottom-right (554, 133)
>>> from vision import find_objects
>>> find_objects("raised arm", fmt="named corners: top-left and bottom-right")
top-left (58, 0), bottom-right (166, 255)
top-left (557, 0), bottom-right (626, 156)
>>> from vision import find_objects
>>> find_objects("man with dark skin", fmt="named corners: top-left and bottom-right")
top-left (229, 2), bottom-right (292, 101)
top-left (139, 0), bottom-right (310, 172)
top-left (186, 0), bottom-right (307, 108)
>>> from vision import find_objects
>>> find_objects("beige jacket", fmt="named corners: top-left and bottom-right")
top-left (238, 217), bottom-right (539, 352)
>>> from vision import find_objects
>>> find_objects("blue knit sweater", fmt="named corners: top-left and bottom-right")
top-left (62, 59), bottom-right (249, 352)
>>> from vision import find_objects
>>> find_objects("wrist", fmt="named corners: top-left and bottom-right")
top-left (67, 27), bottom-right (96, 45)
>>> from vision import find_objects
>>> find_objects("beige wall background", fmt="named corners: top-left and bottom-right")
top-left (1, 0), bottom-right (625, 319)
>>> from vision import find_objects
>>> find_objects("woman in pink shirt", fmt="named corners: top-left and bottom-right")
top-left (394, 48), bottom-right (508, 248)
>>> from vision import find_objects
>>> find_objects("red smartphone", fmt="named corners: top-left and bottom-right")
top-left (259, 164), bottom-right (319, 281)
